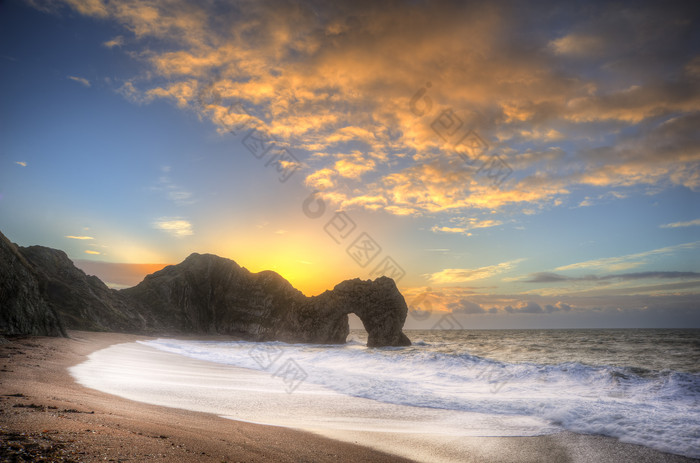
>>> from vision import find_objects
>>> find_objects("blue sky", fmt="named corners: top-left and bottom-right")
top-left (1, 0), bottom-right (699, 328)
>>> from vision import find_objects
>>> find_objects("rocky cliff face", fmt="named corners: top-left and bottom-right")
top-left (122, 253), bottom-right (411, 346)
top-left (20, 246), bottom-right (156, 333)
top-left (0, 232), bottom-right (64, 336)
top-left (1, 233), bottom-right (411, 346)
top-left (121, 253), bottom-right (307, 337)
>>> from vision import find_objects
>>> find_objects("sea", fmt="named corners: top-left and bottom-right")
top-left (138, 329), bottom-right (700, 459)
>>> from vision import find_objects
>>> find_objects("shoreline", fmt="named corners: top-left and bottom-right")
top-left (0, 331), bottom-right (411, 462)
top-left (1, 331), bottom-right (697, 462)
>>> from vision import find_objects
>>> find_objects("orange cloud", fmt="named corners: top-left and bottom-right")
top-left (431, 218), bottom-right (503, 234)
top-left (67, 75), bottom-right (91, 87)
top-left (426, 259), bottom-right (525, 284)
top-left (49, 0), bottom-right (700, 220)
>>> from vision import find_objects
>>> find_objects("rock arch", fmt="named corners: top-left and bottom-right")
top-left (313, 277), bottom-right (411, 347)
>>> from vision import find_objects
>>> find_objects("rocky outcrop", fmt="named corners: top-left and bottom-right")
top-left (20, 246), bottom-right (157, 333)
top-left (121, 253), bottom-right (307, 337)
top-left (1, 233), bottom-right (411, 346)
top-left (0, 231), bottom-right (64, 336)
top-left (312, 278), bottom-right (411, 347)
top-left (122, 253), bottom-right (411, 347)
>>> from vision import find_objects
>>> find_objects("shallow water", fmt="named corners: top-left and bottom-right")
top-left (71, 342), bottom-right (559, 463)
top-left (136, 329), bottom-right (700, 458)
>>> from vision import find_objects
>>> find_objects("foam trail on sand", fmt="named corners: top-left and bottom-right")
top-left (138, 336), bottom-right (700, 459)
top-left (70, 342), bottom-right (555, 463)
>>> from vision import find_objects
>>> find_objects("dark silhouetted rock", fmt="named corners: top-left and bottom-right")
top-left (0, 231), bottom-right (64, 336)
top-left (121, 253), bottom-right (307, 337)
top-left (311, 277), bottom-right (412, 347)
top-left (122, 253), bottom-right (411, 347)
top-left (1, 232), bottom-right (411, 346)
top-left (20, 246), bottom-right (157, 333)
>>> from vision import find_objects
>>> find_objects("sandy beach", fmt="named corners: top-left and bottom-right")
top-left (1, 331), bottom-right (697, 462)
top-left (0, 331), bottom-right (410, 462)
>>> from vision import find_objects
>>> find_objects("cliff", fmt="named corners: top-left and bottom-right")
top-left (20, 245), bottom-right (157, 333)
top-left (0, 232), bottom-right (64, 336)
top-left (122, 253), bottom-right (411, 346)
top-left (120, 253), bottom-right (307, 338)
top-left (0, 233), bottom-right (411, 347)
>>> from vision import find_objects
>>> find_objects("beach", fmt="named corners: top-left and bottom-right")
top-left (1, 331), bottom-right (698, 462)
top-left (0, 331), bottom-right (409, 462)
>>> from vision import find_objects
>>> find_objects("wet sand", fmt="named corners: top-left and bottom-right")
top-left (0, 331), bottom-right (409, 462)
top-left (0, 331), bottom-right (697, 462)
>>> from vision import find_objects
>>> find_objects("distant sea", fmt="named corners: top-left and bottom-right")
top-left (141, 329), bottom-right (700, 458)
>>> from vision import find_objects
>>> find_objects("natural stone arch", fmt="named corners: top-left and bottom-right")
top-left (313, 277), bottom-right (411, 347)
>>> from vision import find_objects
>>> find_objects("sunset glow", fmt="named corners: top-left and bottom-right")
top-left (1, 0), bottom-right (698, 327)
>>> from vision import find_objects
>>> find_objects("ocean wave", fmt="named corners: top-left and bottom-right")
top-left (142, 338), bottom-right (700, 458)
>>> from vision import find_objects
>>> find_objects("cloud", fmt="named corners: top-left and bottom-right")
top-left (15, 161), bottom-right (27, 167)
top-left (524, 271), bottom-right (700, 283)
top-left (65, 235), bottom-right (94, 240)
top-left (555, 302), bottom-right (572, 312)
top-left (426, 259), bottom-right (524, 284)
top-left (535, 280), bottom-right (700, 299)
top-left (431, 217), bottom-right (503, 234)
top-left (505, 301), bottom-right (544, 314)
top-left (549, 34), bottom-right (605, 56)
top-left (449, 299), bottom-right (486, 314)
top-left (103, 35), bottom-right (124, 48)
top-left (327, 160), bottom-right (567, 215)
top-left (44, 0), bottom-right (700, 220)
top-left (61, 0), bottom-right (108, 17)
top-left (167, 190), bottom-right (193, 203)
top-left (523, 272), bottom-right (569, 283)
top-left (152, 217), bottom-right (193, 237)
top-left (399, 284), bottom-right (699, 326)
top-left (555, 241), bottom-right (700, 272)
top-left (660, 219), bottom-right (700, 229)
top-left (501, 300), bottom-right (576, 315)
top-left (84, 250), bottom-right (101, 255)
top-left (67, 75), bottom-right (91, 87)
top-left (333, 152), bottom-right (376, 179)
top-left (607, 271), bottom-right (700, 281)
top-left (431, 226), bottom-right (472, 235)
top-left (153, 166), bottom-right (196, 206)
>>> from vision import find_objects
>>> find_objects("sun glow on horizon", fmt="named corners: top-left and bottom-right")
top-left (225, 245), bottom-right (352, 296)
top-left (2, 0), bottom-right (698, 328)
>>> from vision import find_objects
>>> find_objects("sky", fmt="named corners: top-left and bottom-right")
top-left (1, 0), bottom-right (699, 329)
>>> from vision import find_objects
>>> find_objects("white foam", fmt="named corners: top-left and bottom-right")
top-left (70, 342), bottom-right (556, 463)
top-left (134, 338), bottom-right (700, 459)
